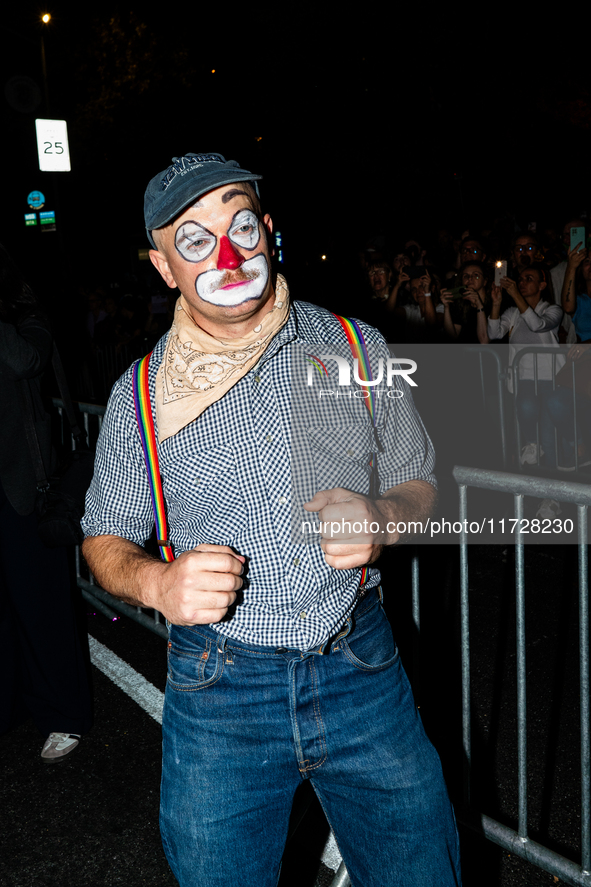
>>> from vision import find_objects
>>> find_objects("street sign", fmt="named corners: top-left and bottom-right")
top-left (39, 210), bottom-right (56, 232)
top-left (27, 190), bottom-right (45, 209)
top-left (35, 119), bottom-right (71, 171)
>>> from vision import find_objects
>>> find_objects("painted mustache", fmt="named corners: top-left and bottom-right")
top-left (196, 254), bottom-right (269, 306)
top-left (214, 267), bottom-right (261, 291)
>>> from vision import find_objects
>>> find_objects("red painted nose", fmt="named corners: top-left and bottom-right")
top-left (217, 235), bottom-right (245, 270)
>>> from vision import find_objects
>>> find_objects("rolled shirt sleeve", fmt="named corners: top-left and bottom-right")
top-left (488, 309), bottom-right (515, 341)
top-left (81, 368), bottom-right (154, 546)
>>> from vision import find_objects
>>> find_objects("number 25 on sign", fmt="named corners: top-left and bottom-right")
top-left (35, 119), bottom-right (71, 172)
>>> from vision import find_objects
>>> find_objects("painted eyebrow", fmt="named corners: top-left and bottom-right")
top-left (221, 189), bottom-right (250, 203)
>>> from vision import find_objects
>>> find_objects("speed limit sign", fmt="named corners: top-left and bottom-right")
top-left (35, 119), bottom-right (71, 172)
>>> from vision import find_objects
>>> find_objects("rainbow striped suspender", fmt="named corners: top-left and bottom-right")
top-left (330, 314), bottom-right (377, 426)
top-left (132, 353), bottom-right (175, 563)
top-left (331, 314), bottom-right (380, 589)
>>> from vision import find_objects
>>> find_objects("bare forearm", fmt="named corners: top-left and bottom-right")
top-left (376, 479), bottom-right (437, 544)
top-left (562, 267), bottom-right (577, 314)
top-left (443, 306), bottom-right (459, 339)
top-left (385, 282), bottom-right (401, 311)
top-left (423, 296), bottom-right (437, 326)
top-left (476, 309), bottom-right (489, 343)
top-left (82, 535), bottom-right (163, 608)
top-left (81, 535), bottom-right (244, 626)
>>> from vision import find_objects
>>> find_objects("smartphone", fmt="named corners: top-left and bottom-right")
top-left (407, 266), bottom-right (429, 281)
top-left (447, 286), bottom-right (467, 300)
top-left (570, 227), bottom-right (586, 253)
top-left (494, 260), bottom-right (507, 286)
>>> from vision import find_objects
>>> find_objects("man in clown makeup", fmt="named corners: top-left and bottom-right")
top-left (82, 154), bottom-right (461, 887)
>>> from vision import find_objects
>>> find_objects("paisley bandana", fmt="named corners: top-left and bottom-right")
top-left (155, 275), bottom-right (290, 442)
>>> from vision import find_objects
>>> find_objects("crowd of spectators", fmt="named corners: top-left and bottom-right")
top-left (352, 216), bottom-right (591, 348)
top-left (348, 215), bottom-right (591, 507)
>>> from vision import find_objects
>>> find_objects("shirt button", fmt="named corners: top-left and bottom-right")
top-left (278, 496), bottom-right (287, 505)
top-left (347, 448), bottom-right (354, 456)
top-left (293, 557), bottom-right (300, 566)
top-left (254, 375), bottom-right (261, 383)
top-left (266, 434), bottom-right (273, 443)
top-left (299, 611), bottom-right (307, 619)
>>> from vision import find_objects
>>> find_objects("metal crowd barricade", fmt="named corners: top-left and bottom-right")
top-left (53, 398), bottom-right (168, 640)
top-left (464, 345), bottom-right (510, 470)
top-left (511, 345), bottom-right (591, 476)
top-left (453, 465), bottom-right (591, 886)
top-left (457, 344), bottom-right (591, 477)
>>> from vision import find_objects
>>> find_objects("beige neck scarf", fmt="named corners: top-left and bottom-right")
top-left (155, 275), bottom-right (290, 442)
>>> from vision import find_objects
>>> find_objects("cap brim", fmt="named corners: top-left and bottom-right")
top-left (146, 169), bottom-right (263, 247)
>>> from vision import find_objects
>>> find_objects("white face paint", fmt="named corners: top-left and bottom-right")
top-left (195, 253), bottom-right (269, 306)
top-left (227, 209), bottom-right (260, 251)
top-left (175, 209), bottom-right (261, 264)
top-left (175, 221), bottom-right (216, 263)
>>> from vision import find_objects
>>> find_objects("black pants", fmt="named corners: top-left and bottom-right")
top-left (0, 484), bottom-right (92, 737)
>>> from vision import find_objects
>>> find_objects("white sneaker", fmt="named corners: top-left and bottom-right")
top-left (521, 443), bottom-right (544, 465)
top-left (40, 732), bottom-right (80, 763)
top-left (536, 499), bottom-right (562, 520)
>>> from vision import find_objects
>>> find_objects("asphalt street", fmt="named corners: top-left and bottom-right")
top-left (0, 542), bottom-right (583, 887)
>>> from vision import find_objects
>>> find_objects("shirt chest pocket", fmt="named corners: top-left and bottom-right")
top-left (307, 425), bottom-right (377, 496)
top-left (163, 446), bottom-right (248, 543)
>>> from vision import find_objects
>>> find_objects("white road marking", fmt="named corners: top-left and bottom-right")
top-left (320, 831), bottom-right (342, 871)
top-left (88, 635), bottom-right (164, 725)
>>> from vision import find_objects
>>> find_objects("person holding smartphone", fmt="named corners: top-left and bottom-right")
top-left (440, 262), bottom-right (491, 343)
top-left (385, 266), bottom-right (444, 342)
top-left (561, 244), bottom-right (591, 344)
top-left (488, 266), bottom-right (564, 469)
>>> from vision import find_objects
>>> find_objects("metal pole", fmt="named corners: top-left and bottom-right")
top-left (579, 505), bottom-right (590, 873)
top-left (573, 363), bottom-right (580, 472)
top-left (497, 356), bottom-right (508, 470)
top-left (76, 577), bottom-right (169, 640)
top-left (515, 493), bottom-right (528, 839)
top-left (459, 483), bottom-right (471, 806)
top-left (329, 861), bottom-right (351, 887)
top-left (457, 812), bottom-right (591, 886)
top-left (40, 34), bottom-right (50, 114)
top-left (411, 549), bottom-right (420, 705)
top-left (81, 587), bottom-right (120, 622)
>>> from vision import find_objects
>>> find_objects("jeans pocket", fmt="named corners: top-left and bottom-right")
top-left (167, 626), bottom-right (225, 690)
top-left (341, 598), bottom-right (398, 672)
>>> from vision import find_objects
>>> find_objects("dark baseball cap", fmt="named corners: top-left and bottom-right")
top-left (144, 152), bottom-right (262, 248)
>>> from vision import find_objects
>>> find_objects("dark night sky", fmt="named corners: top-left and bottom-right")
top-left (2, 4), bottom-right (591, 293)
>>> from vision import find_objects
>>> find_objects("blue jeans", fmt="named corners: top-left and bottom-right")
top-left (160, 589), bottom-right (461, 887)
top-left (516, 380), bottom-right (559, 467)
top-left (517, 381), bottom-right (589, 468)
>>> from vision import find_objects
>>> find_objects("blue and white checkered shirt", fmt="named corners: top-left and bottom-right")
top-left (82, 299), bottom-right (435, 650)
